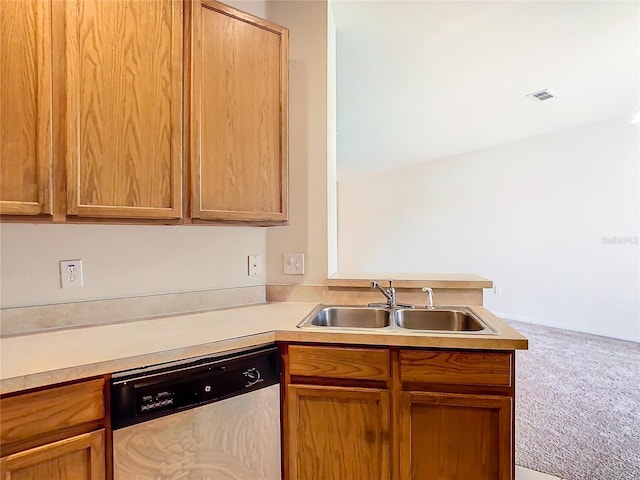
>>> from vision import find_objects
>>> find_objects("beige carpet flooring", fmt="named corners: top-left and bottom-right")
top-left (510, 320), bottom-right (640, 480)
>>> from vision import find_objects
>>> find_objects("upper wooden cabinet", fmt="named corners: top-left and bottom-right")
top-left (64, 0), bottom-right (183, 219)
top-left (190, 1), bottom-right (289, 223)
top-left (0, 0), bottom-right (53, 216)
top-left (1, 0), bottom-right (288, 224)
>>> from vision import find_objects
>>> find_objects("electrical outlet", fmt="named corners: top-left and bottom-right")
top-left (493, 286), bottom-right (502, 295)
top-left (248, 255), bottom-right (262, 276)
top-left (60, 260), bottom-right (84, 288)
top-left (283, 253), bottom-right (304, 275)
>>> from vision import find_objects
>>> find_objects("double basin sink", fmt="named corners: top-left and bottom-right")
top-left (297, 304), bottom-right (498, 335)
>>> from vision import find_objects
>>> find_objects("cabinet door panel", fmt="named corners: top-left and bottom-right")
top-left (0, 430), bottom-right (105, 480)
top-left (400, 391), bottom-right (512, 480)
top-left (191, 1), bottom-right (288, 222)
top-left (0, 0), bottom-right (52, 215)
top-left (65, 0), bottom-right (182, 219)
top-left (288, 384), bottom-right (390, 480)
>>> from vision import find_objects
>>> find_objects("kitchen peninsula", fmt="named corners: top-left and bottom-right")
top-left (1, 276), bottom-right (527, 480)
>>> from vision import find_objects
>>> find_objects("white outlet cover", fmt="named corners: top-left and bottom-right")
top-left (60, 260), bottom-right (84, 288)
top-left (248, 255), bottom-right (262, 276)
top-left (283, 253), bottom-right (304, 275)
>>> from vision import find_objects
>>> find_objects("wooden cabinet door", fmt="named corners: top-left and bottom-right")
top-left (0, 0), bottom-right (53, 216)
top-left (64, 0), bottom-right (183, 219)
top-left (191, 1), bottom-right (288, 223)
top-left (0, 430), bottom-right (105, 480)
top-left (287, 384), bottom-right (391, 480)
top-left (399, 391), bottom-right (513, 480)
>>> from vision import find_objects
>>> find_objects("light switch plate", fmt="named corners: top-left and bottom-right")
top-left (283, 253), bottom-right (304, 275)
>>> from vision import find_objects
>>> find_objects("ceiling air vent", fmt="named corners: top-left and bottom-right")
top-left (526, 89), bottom-right (557, 102)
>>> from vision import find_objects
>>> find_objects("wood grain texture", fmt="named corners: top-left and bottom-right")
top-left (0, 430), bottom-right (105, 480)
top-left (288, 345), bottom-right (390, 381)
top-left (191, 0), bottom-right (288, 222)
top-left (400, 350), bottom-right (512, 387)
top-left (287, 384), bottom-right (391, 480)
top-left (65, 0), bottom-right (182, 219)
top-left (390, 349), bottom-right (402, 480)
top-left (0, 0), bottom-right (53, 215)
top-left (51, 0), bottom-right (67, 218)
top-left (399, 391), bottom-right (512, 480)
top-left (282, 344), bottom-right (516, 479)
top-left (0, 379), bottom-right (104, 447)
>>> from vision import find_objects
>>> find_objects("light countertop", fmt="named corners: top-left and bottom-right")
top-left (0, 302), bottom-right (527, 395)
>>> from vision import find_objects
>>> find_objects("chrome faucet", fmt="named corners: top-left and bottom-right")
top-left (422, 286), bottom-right (434, 309)
top-left (370, 280), bottom-right (415, 308)
top-left (371, 280), bottom-right (396, 307)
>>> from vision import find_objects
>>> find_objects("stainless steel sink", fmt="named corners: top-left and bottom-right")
top-left (297, 305), bottom-right (498, 334)
top-left (298, 305), bottom-right (391, 329)
top-left (393, 307), bottom-right (496, 333)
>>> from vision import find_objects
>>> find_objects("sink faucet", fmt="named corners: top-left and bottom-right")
top-left (371, 280), bottom-right (396, 307)
top-left (370, 280), bottom-right (415, 308)
top-left (422, 286), bottom-right (434, 309)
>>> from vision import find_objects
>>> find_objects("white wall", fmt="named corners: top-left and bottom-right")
top-left (338, 119), bottom-right (640, 341)
top-left (327, 1), bottom-right (338, 277)
top-left (0, 224), bottom-right (266, 308)
top-left (222, 0), bottom-right (267, 18)
top-left (0, 0), bottom-right (274, 310)
top-left (0, 1), bottom-right (331, 308)
top-left (263, 1), bottom-right (329, 286)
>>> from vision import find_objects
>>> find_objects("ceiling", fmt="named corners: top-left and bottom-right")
top-left (332, 0), bottom-right (640, 178)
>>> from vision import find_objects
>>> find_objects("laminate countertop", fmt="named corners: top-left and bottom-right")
top-left (0, 302), bottom-right (527, 395)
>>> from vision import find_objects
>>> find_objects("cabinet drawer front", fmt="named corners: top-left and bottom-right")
top-left (288, 345), bottom-right (390, 381)
top-left (0, 379), bottom-right (105, 447)
top-left (399, 350), bottom-right (512, 387)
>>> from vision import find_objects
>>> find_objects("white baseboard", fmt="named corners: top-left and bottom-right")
top-left (491, 311), bottom-right (640, 343)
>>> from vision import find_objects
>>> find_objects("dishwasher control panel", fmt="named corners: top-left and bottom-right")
top-left (110, 345), bottom-right (280, 430)
top-left (139, 390), bottom-right (175, 414)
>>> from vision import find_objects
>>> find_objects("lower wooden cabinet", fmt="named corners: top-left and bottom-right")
top-left (0, 430), bottom-right (105, 480)
top-left (399, 391), bottom-right (512, 480)
top-left (282, 344), bottom-right (515, 480)
top-left (0, 378), bottom-right (107, 480)
top-left (287, 384), bottom-right (391, 480)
